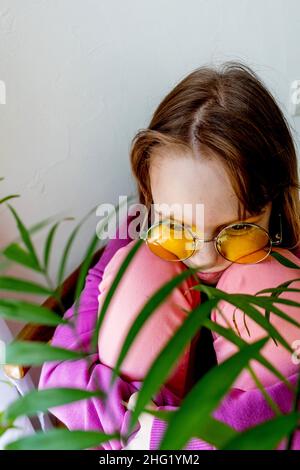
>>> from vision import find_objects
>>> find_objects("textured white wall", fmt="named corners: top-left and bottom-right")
top-left (0, 0), bottom-right (299, 294)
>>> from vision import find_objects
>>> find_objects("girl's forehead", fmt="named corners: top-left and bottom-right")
top-left (150, 151), bottom-right (234, 195)
top-left (149, 152), bottom-right (241, 225)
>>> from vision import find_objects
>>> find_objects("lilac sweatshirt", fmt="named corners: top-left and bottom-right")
top-left (39, 214), bottom-right (300, 450)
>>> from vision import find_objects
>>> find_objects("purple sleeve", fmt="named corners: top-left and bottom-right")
top-left (38, 214), bottom-right (142, 450)
top-left (150, 405), bottom-right (214, 450)
top-left (150, 371), bottom-right (300, 450)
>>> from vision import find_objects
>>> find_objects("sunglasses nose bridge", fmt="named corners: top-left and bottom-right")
top-left (193, 234), bottom-right (216, 248)
top-left (189, 236), bottom-right (220, 261)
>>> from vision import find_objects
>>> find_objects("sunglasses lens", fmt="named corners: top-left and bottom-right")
top-left (216, 224), bottom-right (271, 263)
top-left (145, 220), bottom-right (195, 261)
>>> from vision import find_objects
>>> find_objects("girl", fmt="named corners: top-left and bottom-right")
top-left (39, 61), bottom-right (300, 450)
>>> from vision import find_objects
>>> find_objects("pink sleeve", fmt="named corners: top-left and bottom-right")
top-left (150, 370), bottom-right (300, 450)
top-left (38, 214), bottom-right (143, 449)
top-left (150, 247), bottom-right (300, 450)
top-left (211, 248), bottom-right (300, 391)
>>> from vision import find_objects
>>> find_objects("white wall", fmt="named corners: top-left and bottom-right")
top-left (0, 0), bottom-right (299, 305)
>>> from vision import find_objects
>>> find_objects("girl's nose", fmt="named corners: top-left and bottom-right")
top-left (188, 240), bottom-right (220, 269)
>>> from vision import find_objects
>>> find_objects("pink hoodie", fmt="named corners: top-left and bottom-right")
top-left (39, 214), bottom-right (300, 450)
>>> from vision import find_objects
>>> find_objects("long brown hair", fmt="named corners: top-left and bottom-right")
top-left (130, 62), bottom-right (300, 250)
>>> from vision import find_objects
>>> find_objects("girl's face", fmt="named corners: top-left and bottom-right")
top-left (149, 149), bottom-right (272, 273)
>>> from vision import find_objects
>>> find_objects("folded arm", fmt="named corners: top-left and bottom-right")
top-left (38, 216), bottom-right (142, 449)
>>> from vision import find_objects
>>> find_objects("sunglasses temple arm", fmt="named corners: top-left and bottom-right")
top-left (270, 213), bottom-right (283, 246)
top-left (139, 211), bottom-right (152, 240)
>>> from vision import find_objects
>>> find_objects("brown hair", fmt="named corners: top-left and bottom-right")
top-left (130, 62), bottom-right (300, 250)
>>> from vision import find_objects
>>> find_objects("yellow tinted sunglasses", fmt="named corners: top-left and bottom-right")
top-left (140, 213), bottom-right (282, 264)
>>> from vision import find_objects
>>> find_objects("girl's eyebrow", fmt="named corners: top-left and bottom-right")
top-left (154, 208), bottom-right (265, 233)
top-left (211, 212), bottom-right (263, 232)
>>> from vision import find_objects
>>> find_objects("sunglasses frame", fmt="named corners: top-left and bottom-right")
top-left (141, 213), bottom-right (283, 264)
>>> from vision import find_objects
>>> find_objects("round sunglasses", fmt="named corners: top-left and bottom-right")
top-left (140, 213), bottom-right (282, 264)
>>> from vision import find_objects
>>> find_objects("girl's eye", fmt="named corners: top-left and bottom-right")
top-left (232, 224), bottom-right (247, 230)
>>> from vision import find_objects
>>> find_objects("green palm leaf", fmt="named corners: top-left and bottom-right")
top-left (132, 407), bottom-right (238, 449)
top-left (128, 298), bottom-right (218, 434)
top-left (270, 251), bottom-right (300, 269)
top-left (0, 277), bottom-right (53, 296)
top-left (6, 341), bottom-right (86, 365)
top-left (3, 388), bottom-right (105, 423)
top-left (255, 278), bottom-right (300, 338)
top-left (3, 243), bottom-right (42, 272)
top-left (56, 205), bottom-right (99, 287)
top-left (222, 412), bottom-right (300, 450)
top-left (129, 304), bottom-right (291, 437)
top-left (159, 337), bottom-right (268, 449)
top-left (5, 204), bottom-right (42, 271)
top-left (43, 218), bottom-right (74, 271)
top-left (0, 195), bottom-right (20, 205)
top-left (91, 237), bottom-right (144, 350)
top-left (0, 299), bottom-right (67, 325)
top-left (5, 429), bottom-right (119, 450)
top-left (108, 262), bottom-right (200, 387)
top-left (73, 195), bottom-right (136, 326)
top-left (193, 285), bottom-right (294, 353)
top-left (203, 318), bottom-right (294, 391)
